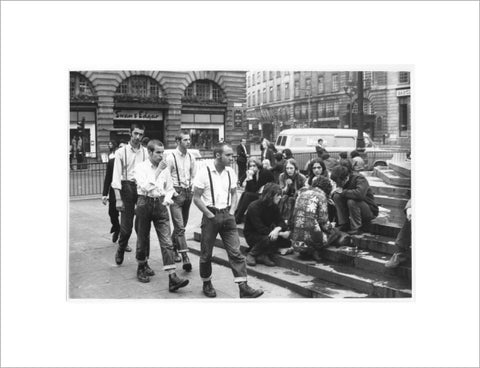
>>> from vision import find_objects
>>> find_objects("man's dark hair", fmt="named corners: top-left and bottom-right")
top-left (307, 158), bottom-right (326, 177)
top-left (274, 152), bottom-right (284, 162)
top-left (175, 131), bottom-right (190, 142)
top-left (330, 165), bottom-right (350, 184)
top-left (130, 123), bottom-right (146, 132)
top-left (259, 183), bottom-right (282, 206)
top-left (282, 148), bottom-right (293, 159)
top-left (141, 136), bottom-right (150, 145)
top-left (339, 152), bottom-right (348, 159)
top-left (318, 138), bottom-right (323, 143)
top-left (146, 139), bottom-right (163, 153)
top-left (350, 150), bottom-right (360, 158)
top-left (311, 175), bottom-right (333, 197)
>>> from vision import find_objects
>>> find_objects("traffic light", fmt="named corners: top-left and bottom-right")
top-left (77, 118), bottom-right (85, 135)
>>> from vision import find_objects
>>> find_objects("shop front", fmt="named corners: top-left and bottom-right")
top-left (180, 112), bottom-right (225, 150)
top-left (112, 109), bottom-right (165, 144)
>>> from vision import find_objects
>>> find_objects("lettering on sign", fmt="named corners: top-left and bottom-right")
top-left (114, 110), bottom-right (163, 121)
top-left (396, 89), bottom-right (410, 97)
top-left (234, 109), bottom-right (243, 128)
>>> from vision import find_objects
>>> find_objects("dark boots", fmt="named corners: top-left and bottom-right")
top-left (238, 282), bottom-right (264, 298)
top-left (169, 273), bottom-right (189, 292)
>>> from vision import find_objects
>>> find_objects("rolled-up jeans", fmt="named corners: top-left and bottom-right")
top-left (199, 209), bottom-right (247, 283)
top-left (170, 187), bottom-right (193, 253)
top-left (135, 195), bottom-right (175, 271)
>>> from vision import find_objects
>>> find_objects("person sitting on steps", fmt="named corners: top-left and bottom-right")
top-left (385, 199), bottom-right (412, 269)
top-left (243, 183), bottom-right (291, 267)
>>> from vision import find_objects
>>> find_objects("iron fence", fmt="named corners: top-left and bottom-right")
top-left (69, 150), bottom-right (409, 197)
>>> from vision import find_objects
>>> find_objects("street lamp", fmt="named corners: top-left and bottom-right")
top-left (343, 82), bottom-right (357, 129)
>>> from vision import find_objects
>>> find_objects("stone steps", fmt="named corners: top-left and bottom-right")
top-left (187, 241), bottom-right (369, 298)
top-left (350, 233), bottom-right (402, 255)
top-left (373, 167), bottom-right (411, 187)
top-left (388, 161), bottom-right (411, 178)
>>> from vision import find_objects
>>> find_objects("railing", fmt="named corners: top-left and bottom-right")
top-left (69, 150), bottom-right (409, 197)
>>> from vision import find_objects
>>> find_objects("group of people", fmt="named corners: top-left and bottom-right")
top-left (101, 124), bottom-right (264, 298)
top-left (234, 136), bottom-right (411, 269)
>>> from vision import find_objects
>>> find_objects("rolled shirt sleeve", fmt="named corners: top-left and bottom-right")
top-left (111, 149), bottom-right (124, 190)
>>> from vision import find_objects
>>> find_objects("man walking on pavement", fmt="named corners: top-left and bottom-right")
top-left (112, 123), bottom-right (149, 265)
top-left (236, 138), bottom-right (249, 185)
top-left (165, 131), bottom-right (196, 271)
top-left (193, 142), bottom-right (264, 298)
top-left (133, 139), bottom-right (189, 291)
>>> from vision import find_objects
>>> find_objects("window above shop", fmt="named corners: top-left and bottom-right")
top-left (115, 75), bottom-right (166, 104)
top-left (70, 72), bottom-right (97, 103)
top-left (182, 79), bottom-right (227, 105)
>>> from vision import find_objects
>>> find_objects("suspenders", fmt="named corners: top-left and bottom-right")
top-left (172, 152), bottom-right (192, 187)
top-left (122, 145), bottom-right (145, 181)
top-left (206, 166), bottom-right (231, 208)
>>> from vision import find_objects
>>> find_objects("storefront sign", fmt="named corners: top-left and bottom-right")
top-left (234, 109), bottom-right (243, 128)
top-left (396, 89), bottom-right (410, 97)
top-left (114, 110), bottom-right (163, 121)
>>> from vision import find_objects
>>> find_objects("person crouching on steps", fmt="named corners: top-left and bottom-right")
top-left (243, 183), bottom-right (291, 267)
top-left (133, 139), bottom-right (189, 292)
top-left (193, 142), bottom-right (264, 298)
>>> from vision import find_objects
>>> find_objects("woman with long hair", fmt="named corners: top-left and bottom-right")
top-left (244, 183), bottom-right (291, 267)
top-left (278, 158), bottom-right (307, 228)
top-left (260, 137), bottom-right (275, 168)
top-left (306, 158), bottom-right (328, 186)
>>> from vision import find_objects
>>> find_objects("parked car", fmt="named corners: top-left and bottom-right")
top-left (274, 128), bottom-right (393, 171)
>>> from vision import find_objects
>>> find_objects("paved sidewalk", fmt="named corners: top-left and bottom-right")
top-left (69, 198), bottom-right (302, 299)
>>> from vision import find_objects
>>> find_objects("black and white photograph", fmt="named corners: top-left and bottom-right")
top-left (2, 2), bottom-right (478, 368)
top-left (69, 70), bottom-right (413, 300)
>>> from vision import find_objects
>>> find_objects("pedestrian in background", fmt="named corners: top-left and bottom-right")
top-left (165, 131), bottom-right (196, 271)
top-left (193, 142), bottom-right (264, 298)
top-left (133, 139), bottom-right (189, 291)
top-left (102, 140), bottom-right (120, 243)
top-left (315, 138), bottom-right (327, 158)
top-left (350, 150), bottom-right (366, 172)
top-left (112, 123), bottom-right (149, 265)
top-left (260, 138), bottom-right (275, 168)
top-left (236, 138), bottom-right (249, 186)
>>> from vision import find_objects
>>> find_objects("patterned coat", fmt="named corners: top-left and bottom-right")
top-left (291, 187), bottom-right (334, 252)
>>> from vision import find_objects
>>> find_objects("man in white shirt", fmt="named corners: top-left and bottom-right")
top-left (165, 132), bottom-right (196, 271)
top-left (112, 124), bottom-right (149, 265)
top-left (193, 143), bottom-right (264, 298)
top-left (133, 139), bottom-right (189, 291)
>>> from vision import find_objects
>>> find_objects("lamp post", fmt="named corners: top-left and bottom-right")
top-left (343, 81), bottom-right (357, 129)
top-left (356, 72), bottom-right (365, 151)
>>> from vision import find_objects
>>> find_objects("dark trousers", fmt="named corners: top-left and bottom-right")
top-left (199, 210), bottom-right (247, 283)
top-left (238, 161), bottom-right (247, 184)
top-left (396, 219), bottom-right (411, 253)
top-left (332, 194), bottom-right (375, 230)
top-left (235, 191), bottom-right (259, 222)
top-left (245, 233), bottom-right (291, 257)
top-left (108, 189), bottom-right (120, 234)
top-left (135, 196), bottom-right (175, 271)
top-left (170, 187), bottom-right (193, 253)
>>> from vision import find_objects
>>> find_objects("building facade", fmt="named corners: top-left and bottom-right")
top-left (245, 71), bottom-right (411, 147)
top-left (70, 71), bottom-right (246, 161)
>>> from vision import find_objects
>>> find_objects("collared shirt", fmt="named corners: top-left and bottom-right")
top-left (111, 143), bottom-right (149, 190)
top-left (133, 159), bottom-right (175, 200)
top-left (193, 162), bottom-right (237, 209)
top-left (165, 148), bottom-right (196, 188)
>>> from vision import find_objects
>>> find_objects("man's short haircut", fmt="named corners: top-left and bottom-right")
top-left (130, 123), bottom-right (146, 132)
top-left (318, 138), bottom-right (323, 143)
top-left (339, 152), bottom-right (348, 159)
top-left (350, 150), bottom-right (360, 158)
top-left (260, 183), bottom-right (282, 206)
top-left (311, 175), bottom-right (333, 197)
top-left (213, 142), bottom-right (230, 157)
top-left (274, 152), bottom-right (284, 162)
top-left (175, 131), bottom-right (190, 142)
top-left (330, 165), bottom-right (350, 184)
top-left (147, 139), bottom-right (164, 153)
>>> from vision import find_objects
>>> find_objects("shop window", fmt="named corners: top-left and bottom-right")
top-left (399, 96), bottom-right (410, 136)
top-left (399, 72), bottom-right (410, 84)
top-left (333, 101), bottom-right (339, 116)
top-left (301, 104), bottom-right (308, 119)
top-left (332, 74), bottom-right (339, 92)
top-left (263, 88), bottom-right (267, 104)
top-left (326, 102), bottom-right (334, 117)
top-left (294, 105), bottom-right (301, 119)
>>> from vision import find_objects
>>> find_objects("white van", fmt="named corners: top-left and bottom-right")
top-left (275, 128), bottom-right (393, 170)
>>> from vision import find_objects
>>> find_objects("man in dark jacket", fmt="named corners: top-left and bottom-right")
top-left (244, 183), bottom-right (291, 266)
top-left (236, 138), bottom-right (249, 185)
top-left (102, 154), bottom-right (120, 243)
top-left (330, 165), bottom-right (378, 234)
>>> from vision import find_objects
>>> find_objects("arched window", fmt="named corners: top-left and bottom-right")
top-left (115, 76), bottom-right (165, 103)
top-left (183, 80), bottom-right (226, 104)
top-left (70, 72), bottom-right (97, 102)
